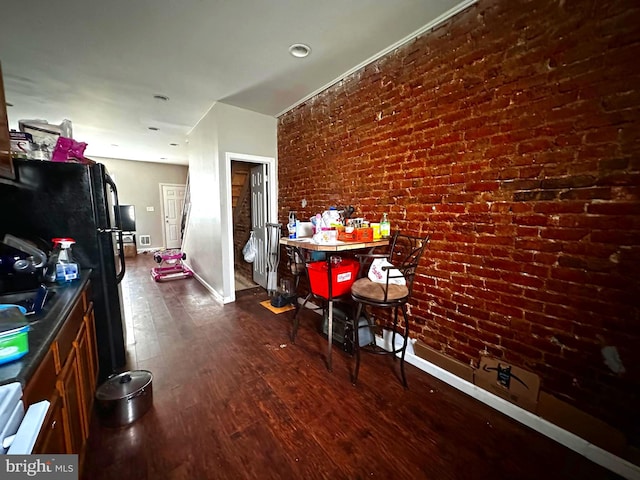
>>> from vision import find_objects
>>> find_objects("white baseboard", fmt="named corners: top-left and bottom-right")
top-left (185, 261), bottom-right (229, 304)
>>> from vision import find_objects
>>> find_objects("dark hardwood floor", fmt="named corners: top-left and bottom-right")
top-left (83, 254), bottom-right (619, 480)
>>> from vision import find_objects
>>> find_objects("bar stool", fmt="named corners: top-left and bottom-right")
top-left (350, 232), bottom-right (429, 388)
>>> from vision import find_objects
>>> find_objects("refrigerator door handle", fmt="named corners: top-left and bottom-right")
top-left (105, 173), bottom-right (126, 284)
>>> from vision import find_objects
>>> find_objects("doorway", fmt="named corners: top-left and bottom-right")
top-left (224, 152), bottom-right (277, 303)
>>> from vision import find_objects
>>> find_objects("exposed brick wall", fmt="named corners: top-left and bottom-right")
top-left (278, 0), bottom-right (640, 443)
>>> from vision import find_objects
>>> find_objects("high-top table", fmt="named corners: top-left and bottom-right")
top-left (279, 236), bottom-right (389, 371)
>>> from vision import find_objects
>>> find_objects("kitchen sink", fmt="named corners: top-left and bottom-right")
top-left (0, 285), bottom-right (58, 321)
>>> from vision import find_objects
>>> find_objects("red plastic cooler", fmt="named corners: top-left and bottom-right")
top-left (306, 259), bottom-right (359, 299)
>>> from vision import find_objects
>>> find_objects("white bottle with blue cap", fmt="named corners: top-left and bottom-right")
top-left (288, 211), bottom-right (297, 239)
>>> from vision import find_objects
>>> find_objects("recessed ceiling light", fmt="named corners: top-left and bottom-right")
top-left (169, 143), bottom-right (179, 147)
top-left (148, 127), bottom-right (159, 131)
top-left (153, 94), bottom-right (170, 102)
top-left (289, 43), bottom-right (311, 58)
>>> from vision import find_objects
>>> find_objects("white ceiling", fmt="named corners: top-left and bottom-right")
top-left (0, 0), bottom-right (468, 166)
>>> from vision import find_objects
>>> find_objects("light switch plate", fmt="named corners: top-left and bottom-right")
top-left (146, 206), bottom-right (154, 212)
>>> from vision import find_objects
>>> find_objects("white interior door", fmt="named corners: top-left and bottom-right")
top-left (161, 184), bottom-right (186, 249)
top-left (250, 165), bottom-right (267, 288)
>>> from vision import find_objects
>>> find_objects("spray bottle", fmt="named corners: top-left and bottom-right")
top-left (46, 238), bottom-right (80, 283)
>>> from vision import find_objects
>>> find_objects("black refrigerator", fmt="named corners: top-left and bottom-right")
top-left (0, 159), bottom-right (127, 381)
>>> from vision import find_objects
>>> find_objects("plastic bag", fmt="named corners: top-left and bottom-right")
top-left (242, 231), bottom-right (257, 263)
top-left (368, 258), bottom-right (406, 285)
top-left (51, 136), bottom-right (91, 163)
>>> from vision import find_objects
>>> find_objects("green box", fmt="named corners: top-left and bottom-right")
top-left (0, 325), bottom-right (30, 365)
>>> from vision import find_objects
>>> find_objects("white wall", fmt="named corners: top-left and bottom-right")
top-left (184, 102), bottom-right (277, 302)
top-left (92, 156), bottom-right (188, 250)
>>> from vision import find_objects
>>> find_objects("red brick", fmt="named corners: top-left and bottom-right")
top-left (513, 215), bottom-right (550, 226)
top-left (540, 228), bottom-right (590, 241)
top-left (587, 202), bottom-right (640, 215)
top-left (514, 238), bottom-right (563, 252)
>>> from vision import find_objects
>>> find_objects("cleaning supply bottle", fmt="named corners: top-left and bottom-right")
top-left (46, 238), bottom-right (80, 283)
top-left (288, 211), bottom-right (298, 239)
top-left (380, 213), bottom-right (391, 238)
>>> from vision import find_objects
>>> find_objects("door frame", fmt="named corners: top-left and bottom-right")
top-left (224, 152), bottom-right (277, 303)
top-left (159, 182), bottom-right (187, 249)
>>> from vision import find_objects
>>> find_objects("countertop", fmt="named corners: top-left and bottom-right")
top-left (0, 270), bottom-right (91, 387)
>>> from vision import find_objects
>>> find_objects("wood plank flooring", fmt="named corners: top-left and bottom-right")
top-left (82, 254), bottom-right (620, 479)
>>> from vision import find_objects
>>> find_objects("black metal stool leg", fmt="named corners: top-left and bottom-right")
top-left (391, 305), bottom-right (400, 362)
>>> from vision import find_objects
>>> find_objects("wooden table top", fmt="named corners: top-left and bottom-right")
top-left (279, 236), bottom-right (389, 252)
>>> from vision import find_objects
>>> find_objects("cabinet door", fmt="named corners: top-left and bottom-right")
top-left (74, 321), bottom-right (92, 440)
top-left (23, 347), bottom-right (57, 405)
top-left (33, 392), bottom-right (66, 454)
top-left (57, 348), bottom-right (84, 454)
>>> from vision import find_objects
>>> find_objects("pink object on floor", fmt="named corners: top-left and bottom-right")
top-left (150, 249), bottom-right (194, 282)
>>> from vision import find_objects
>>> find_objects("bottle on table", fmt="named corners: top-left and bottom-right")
top-left (288, 211), bottom-right (297, 239)
top-left (380, 213), bottom-right (391, 238)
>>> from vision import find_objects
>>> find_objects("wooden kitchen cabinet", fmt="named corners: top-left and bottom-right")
top-left (58, 346), bottom-right (84, 454)
top-left (22, 347), bottom-right (57, 407)
top-left (26, 280), bottom-right (98, 468)
top-left (33, 391), bottom-right (66, 454)
top-left (74, 319), bottom-right (94, 439)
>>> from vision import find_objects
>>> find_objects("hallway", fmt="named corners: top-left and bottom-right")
top-left (82, 254), bottom-right (618, 479)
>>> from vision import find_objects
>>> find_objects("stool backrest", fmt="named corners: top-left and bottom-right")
top-left (388, 232), bottom-right (430, 298)
top-left (354, 232), bottom-right (430, 303)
